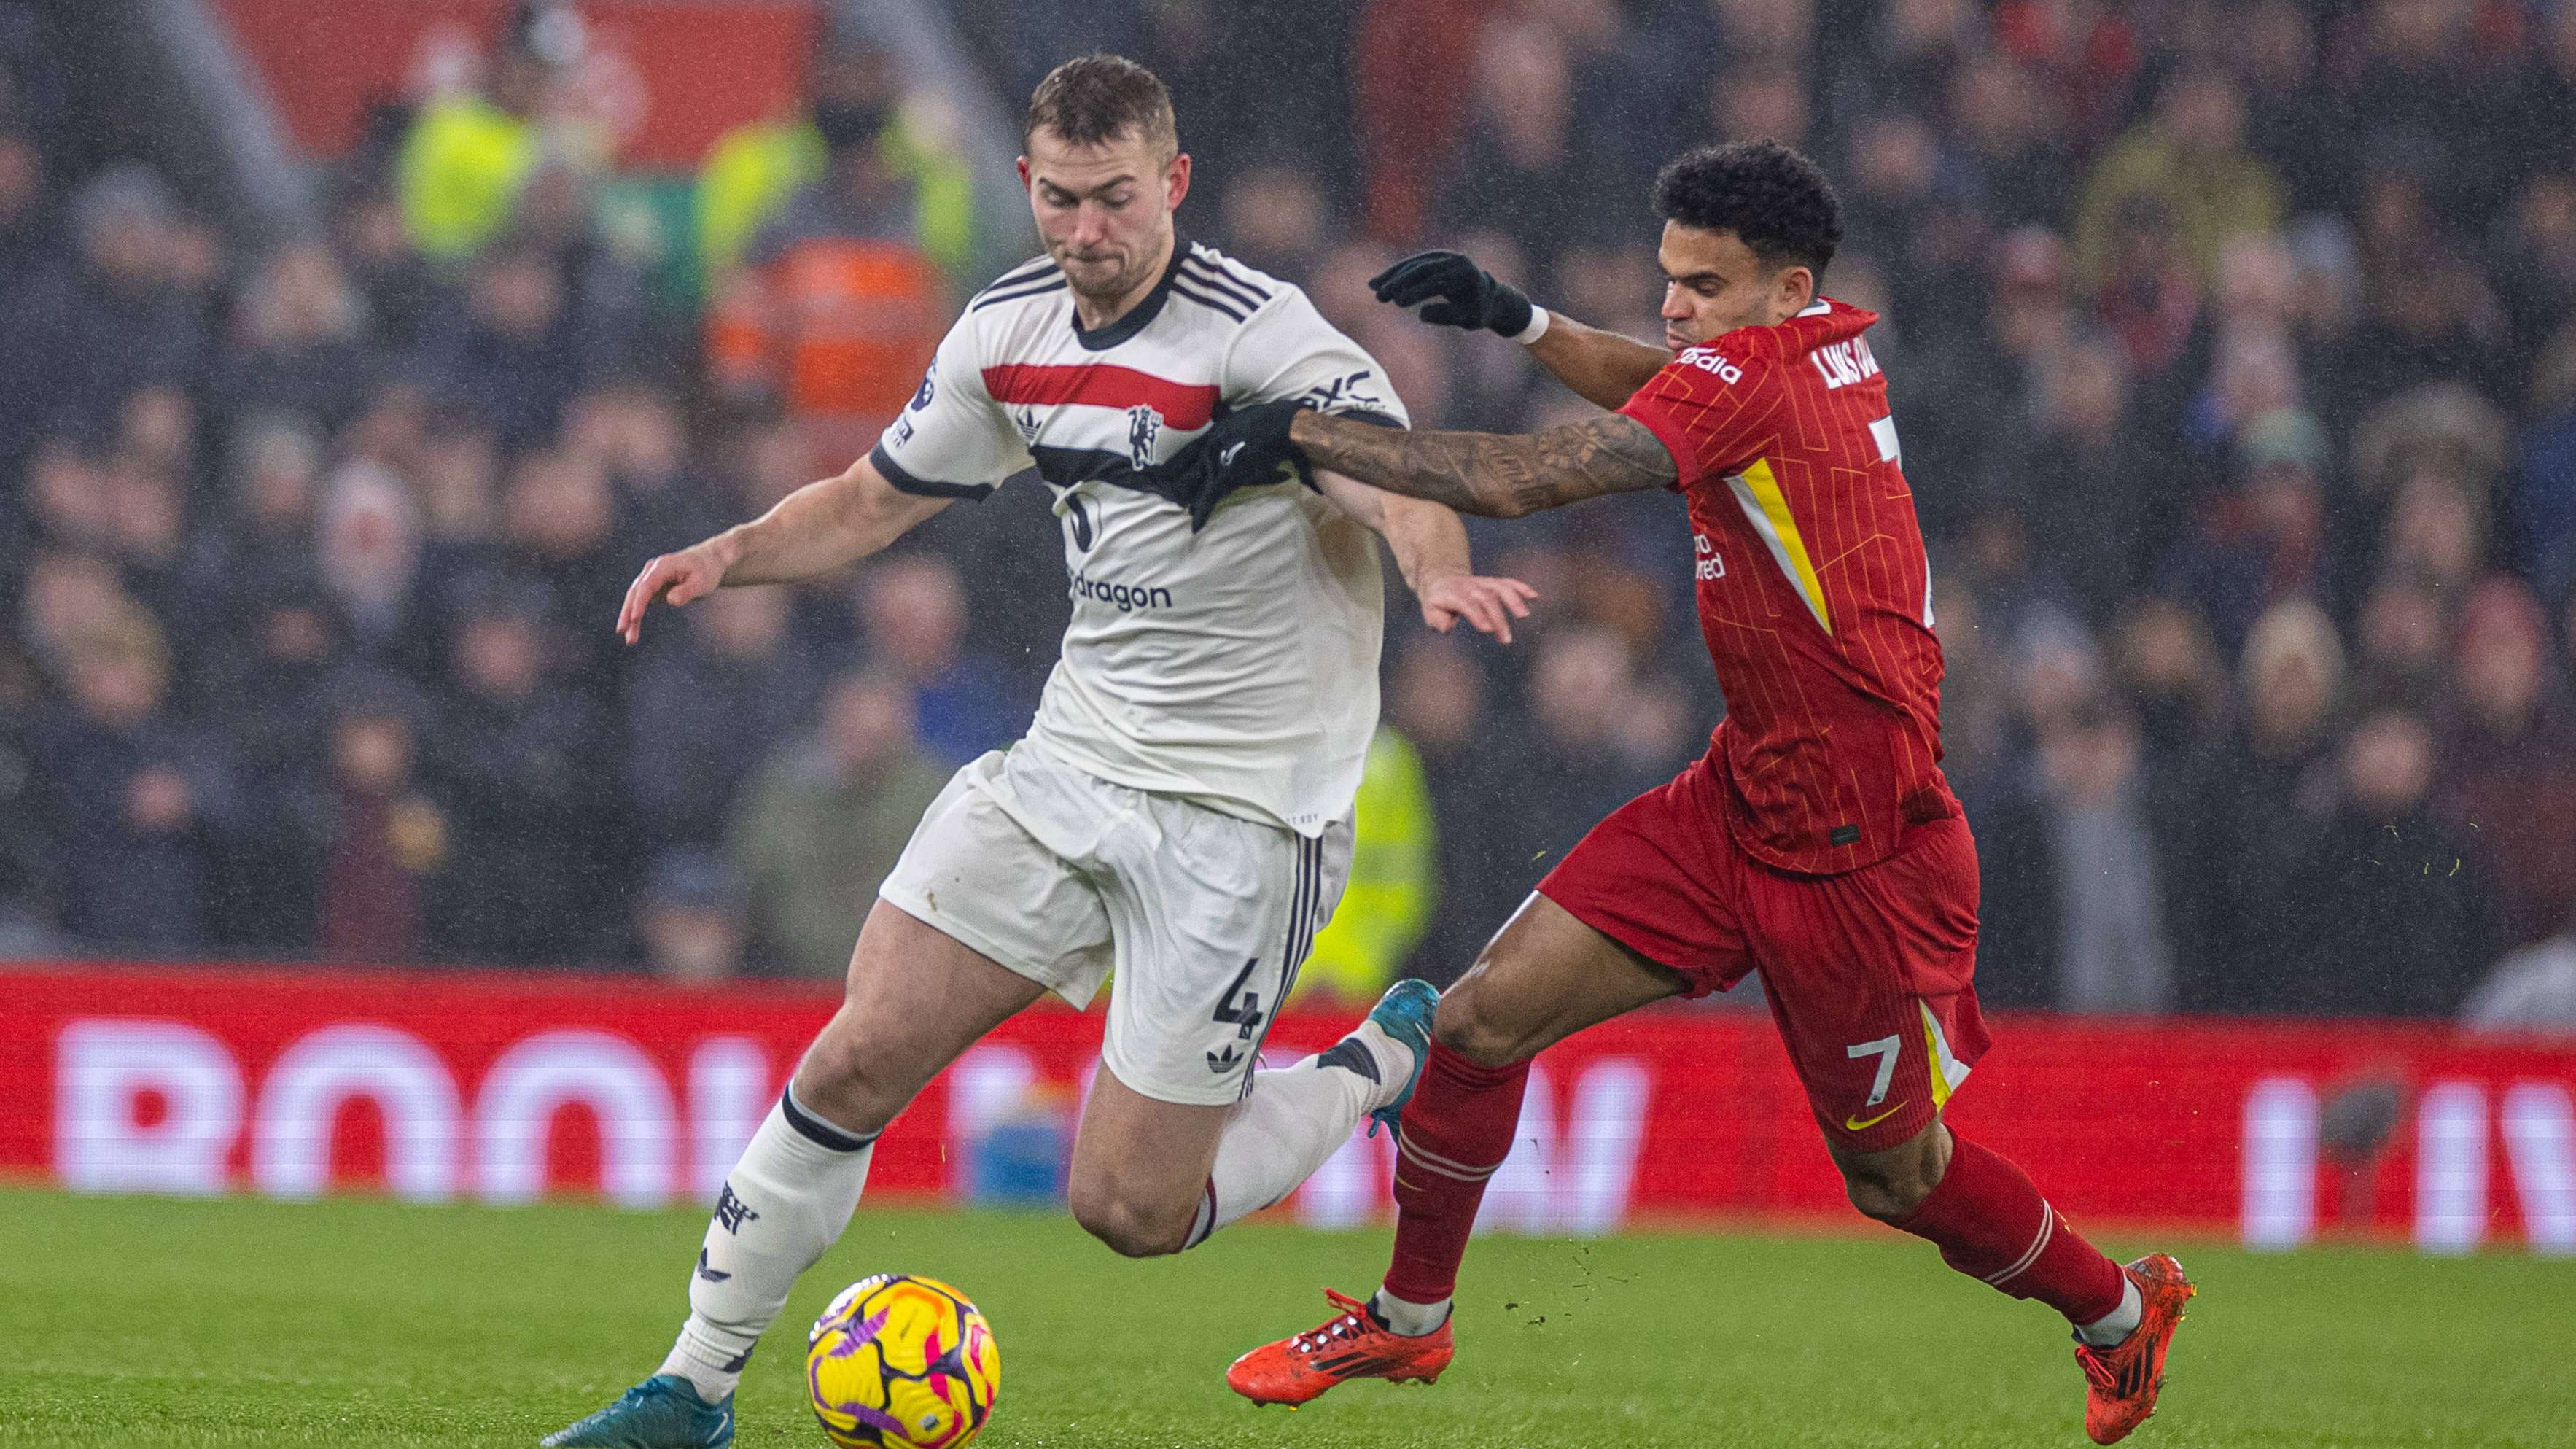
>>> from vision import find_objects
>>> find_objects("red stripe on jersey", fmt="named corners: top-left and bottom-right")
top-left (980, 364), bottom-right (1220, 430)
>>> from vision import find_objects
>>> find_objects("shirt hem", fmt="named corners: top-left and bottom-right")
top-left (1018, 729), bottom-right (1346, 839)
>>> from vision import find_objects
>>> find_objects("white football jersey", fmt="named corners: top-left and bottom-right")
top-left (870, 238), bottom-right (1409, 836)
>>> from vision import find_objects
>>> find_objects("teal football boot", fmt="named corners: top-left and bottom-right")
top-left (541, 1373), bottom-right (734, 1448)
top-left (1363, 977), bottom-right (1439, 1137)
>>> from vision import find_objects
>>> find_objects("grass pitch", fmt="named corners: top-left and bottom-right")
top-left (1, 1189), bottom-right (2565, 1448)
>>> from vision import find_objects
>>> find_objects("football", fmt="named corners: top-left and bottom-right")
top-left (804, 1274), bottom-right (1000, 1449)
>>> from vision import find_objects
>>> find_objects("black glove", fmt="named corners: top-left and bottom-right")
top-left (1137, 397), bottom-right (1313, 532)
top-left (1369, 250), bottom-right (1535, 338)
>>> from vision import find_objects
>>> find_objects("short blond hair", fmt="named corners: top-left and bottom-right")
top-left (1024, 53), bottom-right (1176, 158)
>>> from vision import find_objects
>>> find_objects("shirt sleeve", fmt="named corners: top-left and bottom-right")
top-left (1616, 345), bottom-right (1782, 489)
top-left (867, 311), bottom-right (1032, 501)
top-left (1220, 285), bottom-right (1410, 430)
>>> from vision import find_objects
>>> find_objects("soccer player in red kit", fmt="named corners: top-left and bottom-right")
top-left (1148, 141), bottom-right (2195, 1444)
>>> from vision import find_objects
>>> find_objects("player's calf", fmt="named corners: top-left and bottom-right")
top-left (1427, 980), bottom-right (1534, 1069)
top-left (1065, 1061), bottom-right (1231, 1258)
top-left (1881, 1127), bottom-right (2136, 1339)
top-left (782, 1023), bottom-right (917, 1143)
top-left (1067, 984), bottom-right (1437, 1258)
top-left (790, 902), bottom-right (1046, 1133)
top-left (659, 1089), bottom-right (882, 1402)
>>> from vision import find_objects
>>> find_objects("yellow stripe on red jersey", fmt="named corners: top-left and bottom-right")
top-left (1617, 298), bottom-right (1958, 875)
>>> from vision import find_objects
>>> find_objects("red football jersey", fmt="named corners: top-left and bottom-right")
top-left (1617, 298), bottom-right (1958, 875)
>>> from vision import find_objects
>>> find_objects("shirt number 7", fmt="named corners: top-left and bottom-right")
top-left (1848, 1034), bottom-right (1902, 1108)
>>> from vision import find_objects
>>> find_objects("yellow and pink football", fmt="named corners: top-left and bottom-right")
top-left (803, 1273), bottom-right (1000, 1449)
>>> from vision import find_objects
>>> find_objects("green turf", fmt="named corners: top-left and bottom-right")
top-left (0, 1189), bottom-right (2564, 1448)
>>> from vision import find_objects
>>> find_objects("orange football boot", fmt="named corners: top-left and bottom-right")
top-left (1226, 1289), bottom-right (1454, 1406)
top-left (2075, 1254), bottom-right (2197, 1444)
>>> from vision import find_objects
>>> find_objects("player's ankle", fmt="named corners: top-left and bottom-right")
top-left (2074, 1276), bottom-right (2142, 1348)
top-left (1349, 1020), bottom-right (1417, 1108)
top-left (1369, 1288), bottom-right (1450, 1337)
top-left (659, 1321), bottom-right (747, 1404)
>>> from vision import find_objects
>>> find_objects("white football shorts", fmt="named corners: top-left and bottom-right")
top-left (878, 742), bottom-right (1353, 1106)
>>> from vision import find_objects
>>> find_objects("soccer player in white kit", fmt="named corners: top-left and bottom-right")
top-left (544, 54), bottom-right (1534, 1448)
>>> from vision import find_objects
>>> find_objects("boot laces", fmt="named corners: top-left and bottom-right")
top-left (1289, 1290), bottom-right (1377, 1356)
top-left (2075, 1342), bottom-right (2122, 1395)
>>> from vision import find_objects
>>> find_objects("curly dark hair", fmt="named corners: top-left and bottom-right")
top-left (1025, 53), bottom-right (1177, 158)
top-left (1651, 140), bottom-right (1842, 278)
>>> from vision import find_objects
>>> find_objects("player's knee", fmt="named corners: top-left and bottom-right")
top-left (1431, 988), bottom-right (1528, 1070)
top-left (1834, 1127), bottom-right (1947, 1221)
top-left (1066, 1178), bottom-right (1191, 1259)
top-left (1840, 1166), bottom-right (1930, 1222)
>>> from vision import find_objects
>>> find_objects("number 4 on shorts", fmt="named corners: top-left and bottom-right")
top-left (1213, 956), bottom-right (1264, 1041)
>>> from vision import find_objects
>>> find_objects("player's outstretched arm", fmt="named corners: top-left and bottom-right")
top-left (1369, 250), bottom-right (1667, 411)
top-left (1523, 314), bottom-right (1677, 411)
top-left (1322, 475), bottom-right (1536, 642)
top-left (1288, 409), bottom-right (1677, 520)
top-left (614, 452), bottom-right (950, 644)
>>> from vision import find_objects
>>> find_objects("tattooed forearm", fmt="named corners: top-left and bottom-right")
top-left (1288, 411), bottom-right (1678, 518)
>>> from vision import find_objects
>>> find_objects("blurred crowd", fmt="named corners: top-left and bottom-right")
top-left (4, 0), bottom-right (2575, 1027)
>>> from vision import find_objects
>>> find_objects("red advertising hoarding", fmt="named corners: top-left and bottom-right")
top-left (211, 0), bottom-right (814, 168)
top-left (4, 966), bottom-right (2571, 1254)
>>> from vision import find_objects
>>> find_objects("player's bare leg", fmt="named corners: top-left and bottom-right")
top-left (1065, 1066), bottom-right (1231, 1256)
top-left (676, 901), bottom-right (1044, 1388)
top-left (1227, 895), bottom-right (1685, 1406)
top-left (1824, 1114), bottom-right (1953, 1219)
top-left (547, 901), bottom-right (1044, 1447)
top-left (787, 902), bottom-right (1051, 1133)
top-left (1067, 978), bottom-right (1438, 1258)
top-left (1832, 1117), bottom-right (2195, 1444)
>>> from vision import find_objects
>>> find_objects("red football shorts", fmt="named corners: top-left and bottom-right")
top-left (1535, 750), bottom-right (1988, 1151)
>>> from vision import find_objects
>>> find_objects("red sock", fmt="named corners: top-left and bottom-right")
top-left (1381, 1041), bottom-right (1531, 1305)
top-left (1889, 1133), bottom-right (2128, 1325)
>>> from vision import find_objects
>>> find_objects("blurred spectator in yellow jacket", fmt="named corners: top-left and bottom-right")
top-left (398, 1), bottom-right (609, 263)
top-left (702, 32), bottom-right (960, 470)
top-left (1296, 726), bottom-right (1436, 1007)
top-left (695, 25), bottom-right (973, 290)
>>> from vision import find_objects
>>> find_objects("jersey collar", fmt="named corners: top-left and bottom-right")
top-left (1070, 231), bottom-right (1188, 351)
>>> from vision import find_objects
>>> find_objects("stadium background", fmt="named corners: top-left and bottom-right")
top-left (1, 0), bottom-right (2574, 1264)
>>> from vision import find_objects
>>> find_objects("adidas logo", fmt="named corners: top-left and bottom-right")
top-left (1206, 1044), bottom-right (1241, 1073)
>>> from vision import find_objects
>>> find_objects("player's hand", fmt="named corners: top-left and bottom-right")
top-left (1142, 397), bottom-right (1314, 531)
top-left (1369, 251), bottom-right (1535, 338)
top-left (615, 539), bottom-right (734, 645)
top-left (1417, 572), bottom-right (1537, 643)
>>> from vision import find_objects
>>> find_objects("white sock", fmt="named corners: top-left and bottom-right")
top-left (1185, 1021), bottom-right (1414, 1248)
top-left (658, 1087), bottom-right (877, 1403)
top-left (2076, 1276), bottom-right (2143, 1347)
top-left (1370, 1287), bottom-right (1452, 1337)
